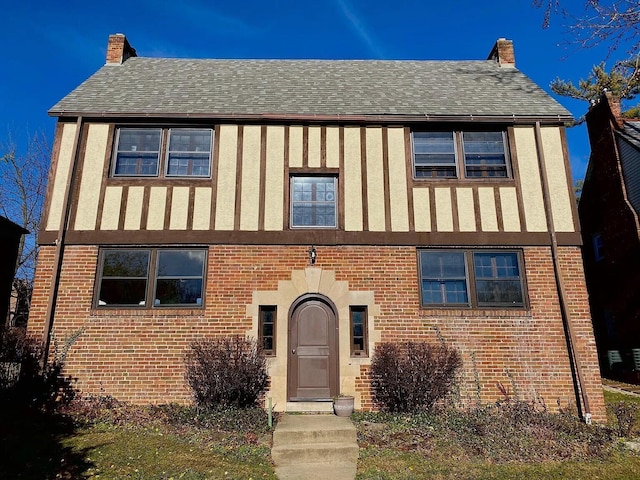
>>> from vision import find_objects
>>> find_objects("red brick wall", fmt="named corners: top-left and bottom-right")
top-left (28, 244), bottom-right (605, 421)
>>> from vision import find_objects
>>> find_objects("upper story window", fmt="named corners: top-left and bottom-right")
top-left (413, 132), bottom-right (457, 178)
top-left (462, 132), bottom-right (508, 178)
top-left (412, 130), bottom-right (509, 180)
top-left (113, 127), bottom-right (213, 178)
top-left (291, 176), bottom-right (337, 228)
top-left (114, 128), bottom-right (162, 176)
top-left (419, 249), bottom-right (525, 308)
top-left (96, 248), bottom-right (206, 308)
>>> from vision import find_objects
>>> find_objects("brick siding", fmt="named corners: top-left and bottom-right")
top-left (28, 244), bottom-right (605, 421)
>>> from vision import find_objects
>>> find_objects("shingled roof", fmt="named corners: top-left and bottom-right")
top-left (49, 38), bottom-right (572, 122)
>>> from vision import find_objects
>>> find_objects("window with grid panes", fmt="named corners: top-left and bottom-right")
top-left (259, 306), bottom-right (276, 356)
top-left (412, 130), bottom-right (509, 179)
top-left (113, 127), bottom-right (213, 178)
top-left (290, 176), bottom-right (337, 228)
top-left (419, 250), bottom-right (525, 308)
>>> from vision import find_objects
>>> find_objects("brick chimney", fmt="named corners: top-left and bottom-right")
top-left (587, 92), bottom-right (624, 132)
top-left (106, 33), bottom-right (137, 65)
top-left (487, 38), bottom-right (515, 67)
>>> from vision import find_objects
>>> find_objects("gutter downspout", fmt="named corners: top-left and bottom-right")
top-left (534, 122), bottom-right (592, 423)
top-left (40, 117), bottom-right (83, 367)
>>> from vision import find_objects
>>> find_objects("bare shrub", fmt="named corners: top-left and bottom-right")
top-left (0, 328), bottom-right (76, 410)
top-left (185, 336), bottom-right (268, 409)
top-left (370, 341), bottom-right (462, 413)
top-left (608, 401), bottom-right (640, 437)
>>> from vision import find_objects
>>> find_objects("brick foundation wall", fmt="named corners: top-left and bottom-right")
top-left (28, 244), bottom-right (605, 421)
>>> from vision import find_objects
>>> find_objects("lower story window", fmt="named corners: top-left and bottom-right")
top-left (419, 249), bottom-right (525, 308)
top-left (259, 306), bottom-right (276, 356)
top-left (350, 306), bottom-right (368, 357)
top-left (97, 248), bottom-right (206, 308)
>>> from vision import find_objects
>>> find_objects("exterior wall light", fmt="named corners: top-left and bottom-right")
top-left (308, 245), bottom-right (317, 265)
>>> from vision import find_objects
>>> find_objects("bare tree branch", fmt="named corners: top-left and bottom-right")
top-left (0, 131), bottom-right (50, 325)
top-left (534, 0), bottom-right (640, 56)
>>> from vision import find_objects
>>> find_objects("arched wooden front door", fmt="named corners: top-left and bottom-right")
top-left (288, 295), bottom-right (338, 401)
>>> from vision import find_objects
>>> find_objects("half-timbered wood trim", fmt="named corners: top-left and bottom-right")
top-left (186, 186), bottom-right (196, 230)
top-left (472, 186), bottom-right (482, 232)
top-left (140, 186), bottom-right (151, 230)
top-left (321, 126), bottom-right (327, 169)
top-left (494, 187), bottom-right (505, 232)
top-left (209, 124), bottom-right (222, 230)
top-left (118, 186), bottom-right (129, 231)
top-left (163, 186), bottom-right (173, 230)
top-left (450, 184), bottom-right (460, 232)
top-left (302, 126), bottom-right (309, 168)
top-left (404, 127), bottom-right (416, 232)
top-left (68, 125), bottom-right (90, 230)
top-left (258, 125), bottom-right (268, 231)
top-left (507, 126), bottom-right (529, 233)
top-left (428, 187), bottom-right (437, 232)
top-left (234, 125), bottom-right (244, 231)
top-left (95, 125), bottom-right (116, 233)
top-left (338, 127), bottom-right (345, 231)
top-left (382, 127), bottom-right (392, 232)
top-left (360, 127), bottom-right (369, 231)
top-left (283, 126), bottom-right (290, 230)
top-left (48, 229), bottom-right (583, 247)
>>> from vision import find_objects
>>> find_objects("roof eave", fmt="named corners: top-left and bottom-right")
top-left (48, 110), bottom-right (574, 125)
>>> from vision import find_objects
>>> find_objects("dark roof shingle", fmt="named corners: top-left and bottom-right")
top-left (50, 57), bottom-right (571, 120)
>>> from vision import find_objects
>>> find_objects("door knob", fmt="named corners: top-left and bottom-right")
top-left (292, 349), bottom-right (296, 354)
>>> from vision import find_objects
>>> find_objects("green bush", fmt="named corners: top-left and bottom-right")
top-left (370, 341), bottom-right (462, 413)
top-left (185, 336), bottom-right (268, 409)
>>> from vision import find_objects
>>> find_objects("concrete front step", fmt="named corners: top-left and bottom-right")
top-left (272, 414), bottom-right (359, 479)
top-left (273, 414), bottom-right (356, 445)
top-left (286, 401), bottom-right (334, 413)
top-left (274, 461), bottom-right (357, 480)
top-left (272, 442), bottom-right (359, 464)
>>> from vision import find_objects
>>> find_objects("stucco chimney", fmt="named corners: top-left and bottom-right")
top-left (487, 38), bottom-right (515, 68)
top-left (106, 33), bottom-right (137, 65)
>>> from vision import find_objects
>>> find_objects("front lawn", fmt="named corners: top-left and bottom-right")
top-left (353, 390), bottom-right (640, 480)
top-left (0, 400), bottom-right (276, 480)
top-left (2, 387), bottom-right (640, 479)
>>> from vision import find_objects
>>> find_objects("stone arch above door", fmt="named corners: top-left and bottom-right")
top-left (246, 267), bottom-right (381, 411)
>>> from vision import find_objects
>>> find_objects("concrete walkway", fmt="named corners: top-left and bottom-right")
top-left (271, 414), bottom-right (359, 480)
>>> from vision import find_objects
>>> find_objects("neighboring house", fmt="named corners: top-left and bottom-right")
top-left (0, 216), bottom-right (28, 328)
top-left (28, 34), bottom-right (605, 420)
top-left (580, 93), bottom-right (640, 382)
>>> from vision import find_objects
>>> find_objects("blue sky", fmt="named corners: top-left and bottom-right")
top-left (0, 0), bottom-right (633, 180)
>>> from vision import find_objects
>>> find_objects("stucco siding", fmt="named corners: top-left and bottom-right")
top-left (74, 124), bottom-right (109, 230)
top-left (46, 123), bottom-right (77, 231)
top-left (514, 126), bottom-right (547, 232)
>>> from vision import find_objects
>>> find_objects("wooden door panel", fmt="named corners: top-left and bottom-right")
top-left (288, 296), bottom-right (338, 400)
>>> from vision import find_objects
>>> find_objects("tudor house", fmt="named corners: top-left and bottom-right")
top-left (580, 93), bottom-right (640, 382)
top-left (28, 34), bottom-right (605, 420)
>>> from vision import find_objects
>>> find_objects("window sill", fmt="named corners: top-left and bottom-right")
top-left (418, 308), bottom-right (531, 318)
top-left (90, 307), bottom-right (205, 317)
